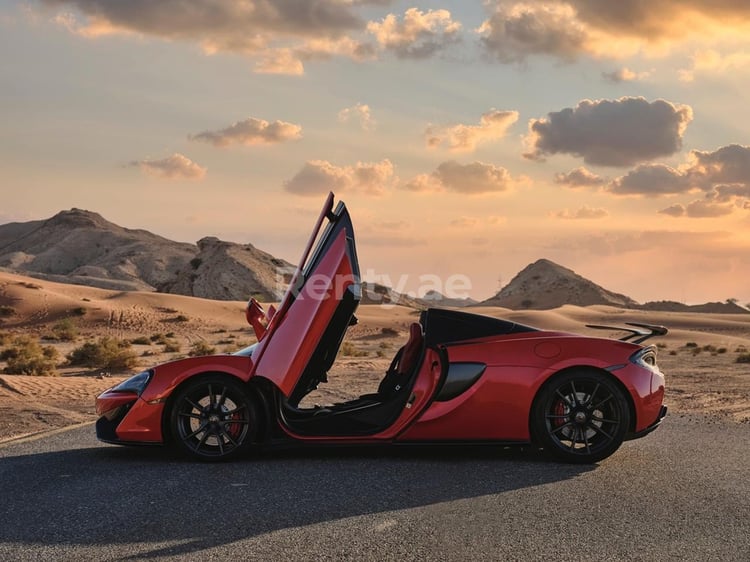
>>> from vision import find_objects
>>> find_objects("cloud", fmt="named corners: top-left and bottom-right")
top-left (404, 161), bottom-right (523, 195)
top-left (450, 217), bottom-right (479, 228)
top-left (426, 109), bottom-right (519, 152)
top-left (605, 144), bottom-right (750, 198)
top-left (688, 144), bottom-right (750, 187)
top-left (602, 67), bottom-right (651, 83)
top-left (284, 159), bottom-right (394, 196)
top-left (129, 153), bottom-right (206, 180)
top-left (609, 163), bottom-right (693, 196)
top-left (524, 97), bottom-right (693, 167)
top-left (189, 117), bottom-right (302, 147)
top-left (659, 200), bottom-right (735, 218)
top-left (367, 7), bottom-right (461, 59)
top-left (478, 2), bottom-right (588, 63)
top-left (554, 206), bottom-right (609, 219)
top-left (338, 103), bottom-right (375, 130)
top-left (679, 49), bottom-right (750, 82)
top-left (478, 1), bottom-right (750, 63)
top-left (554, 167), bottom-right (607, 188)
top-left (43, 0), bottom-right (386, 74)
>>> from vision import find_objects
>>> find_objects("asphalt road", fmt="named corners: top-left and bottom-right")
top-left (1, 415), bottom-right (748, 561)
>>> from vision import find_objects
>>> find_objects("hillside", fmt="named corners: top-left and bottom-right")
top-left (0, 209), bottom-right (291, 302)
top-left (481, 259), bottom-right (638, 310)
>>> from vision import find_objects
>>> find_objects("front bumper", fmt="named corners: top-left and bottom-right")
top-left (95, 389), bottom-right (165, 445)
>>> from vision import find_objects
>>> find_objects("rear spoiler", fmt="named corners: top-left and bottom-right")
top-left (585, 322), bottom-right (668, 344)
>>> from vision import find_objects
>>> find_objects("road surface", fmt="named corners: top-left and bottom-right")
top-left (1, 414), bottom-right (748, 560)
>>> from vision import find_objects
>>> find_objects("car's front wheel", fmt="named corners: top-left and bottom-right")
top-left (169, 375), bottom-right (256, 461)
top-left (531, 370), bottom-right (630, 464)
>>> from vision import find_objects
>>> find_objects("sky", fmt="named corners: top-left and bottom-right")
top-left (1, 0), bottom-right (750, 305)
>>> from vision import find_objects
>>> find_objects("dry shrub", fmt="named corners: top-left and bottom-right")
top-left (189, 341), bottom-right (216, 357)
top-left (2, 336), bottom-right (59, 375)
top-left (67, 337), bottom-right (138, 372)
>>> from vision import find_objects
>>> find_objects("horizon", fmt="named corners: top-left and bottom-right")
top-left (1, 1), bottom-right (749, 305)
top-left (2, 206), bottom-right (747, 308)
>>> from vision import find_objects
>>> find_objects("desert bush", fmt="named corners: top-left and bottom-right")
top-left (70, 307), bottom-right (87, 316)
top-left (378, 341), bottom-right (391, 349)
top-left (0, 305), bottom-right (15, 317)
top-left (2, 336), bottom-right (59, 375)
top-left (163, 342), bottom-right (181, 353)
top-left (340, 341), bottom-right (368, 357)
top-left (702, 344), bottom-right (717, 353)
top-left (717, 347), bottom-right (727, 354)
top-left (685, 342), bottom-right (698, 348)
top-left (51, 318), bottom-right (78, 342)
top-left (67, 337), bottom-right (138, 371)
top-left (130, 336), bottom-right (151, 345)
top-left (173, 315), bottom-right (189, 322)
top-left (380, 327), bottom-right (399, 337)
top-left (189, 341), bottom-right (216, 357)
top-left (736, 346), bottom-right (748, 353)
top-left (0, 332), bottom-right (9, 346)
top-left (165, 332), bottom-right (176, 338)
top-left (736, 354), bottom-right (750, 364)
top-left (669, 350), bottom-right (677, 356)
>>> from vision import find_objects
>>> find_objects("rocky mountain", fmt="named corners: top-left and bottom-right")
top-left (0, 209), bottom-right (290, 301)
top-left (163, 236), bottom-right (292, 302)
top-left (0, 209), bottom-right (195, 292)
top-left (481, 259), bottom-right (638, 310)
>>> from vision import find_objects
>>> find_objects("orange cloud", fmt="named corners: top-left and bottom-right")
top-left (367, 7), bottom-right (461, 59)
top-left (129, 153), bottom-right (206, 181)
top-left (189, 117), bottom-right (302, 147)
top-left (426, 109), bottom-right (519, 152)
top-left (284, 159), bottom-right (395, 196)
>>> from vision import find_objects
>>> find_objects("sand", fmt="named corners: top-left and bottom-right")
top-left (1, 271), bottom-right (748, 442)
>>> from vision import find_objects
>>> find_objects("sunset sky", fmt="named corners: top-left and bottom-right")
top-left (2, 0), bottom-right (750, 305)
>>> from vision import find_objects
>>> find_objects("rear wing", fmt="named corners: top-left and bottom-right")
top-left (586, 322), bottom-right (668, 344)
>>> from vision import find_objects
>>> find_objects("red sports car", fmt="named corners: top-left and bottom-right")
top-left (96, 193), bottom-right (667, 463)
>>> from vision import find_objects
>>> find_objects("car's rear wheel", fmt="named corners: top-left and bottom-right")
top-left (531, 370), bottom-right (630, 464)
top-left (170, 375), bottom-right (256, 461)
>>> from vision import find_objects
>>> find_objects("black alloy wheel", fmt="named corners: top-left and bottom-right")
top-left (170, 375), bottom-right (256, 461)
top-left (531, 371), bottom-right (630, 464)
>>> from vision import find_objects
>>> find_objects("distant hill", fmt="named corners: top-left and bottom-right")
top-left (0, 209), bottom-right (195, 292)
top-left (481, 258), bottom-right (638, 310)
top-left (419, 290), bottom-right (477, 308)
top-left (0, 209), bottom-right (290, 301)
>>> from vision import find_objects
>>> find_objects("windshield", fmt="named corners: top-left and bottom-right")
top-left (233, 342), bottom-right (258, 357)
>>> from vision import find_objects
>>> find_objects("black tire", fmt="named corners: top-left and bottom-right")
top-left (531, 370), bottom-right (630, 464)
top-left (169, 375), bottom-right (256, 461)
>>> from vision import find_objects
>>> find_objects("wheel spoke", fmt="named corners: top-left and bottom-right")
top-left (179, 412), bottom-right (202, 420)
top-left (184, 423), bottom-right (208, 441)
top-left (186, 397), bottom-right (203, 412)
top-left (587, 422), bottom-right (614, 441)
top-left (586, 383), bottom-right (600, 408)
top-left (196, 428), bottom-right (211, 451)
top-left (217, 386), bottom-right (228, 409)
top-left (569, 382), bottom-right (578, 406)
top-left (555, 390), bottom-right (574, 408)
top-left (551, 421), bottom-right (574, 435)
top-left (591, 416), bottom-right (618, 424)
top-left (546, 414), bottom-right (569, 419)
top-left (208, 384), bottom-right (215, 409)
top-left (221, 426), bottom-right (238, 447)
top-left (592, 394), bottom-right (613, 410)
top-left (582, 428), bottom-right (591, 454)
top-left (217, 432), bottom-right (225, 455)
top-left (224, 404), bottom-right (247, 416)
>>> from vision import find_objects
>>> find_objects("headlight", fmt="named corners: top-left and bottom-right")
top-left (630, 346), bottom-right (658, 372)
top-left (110, 370), bottom-right (153, 396)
